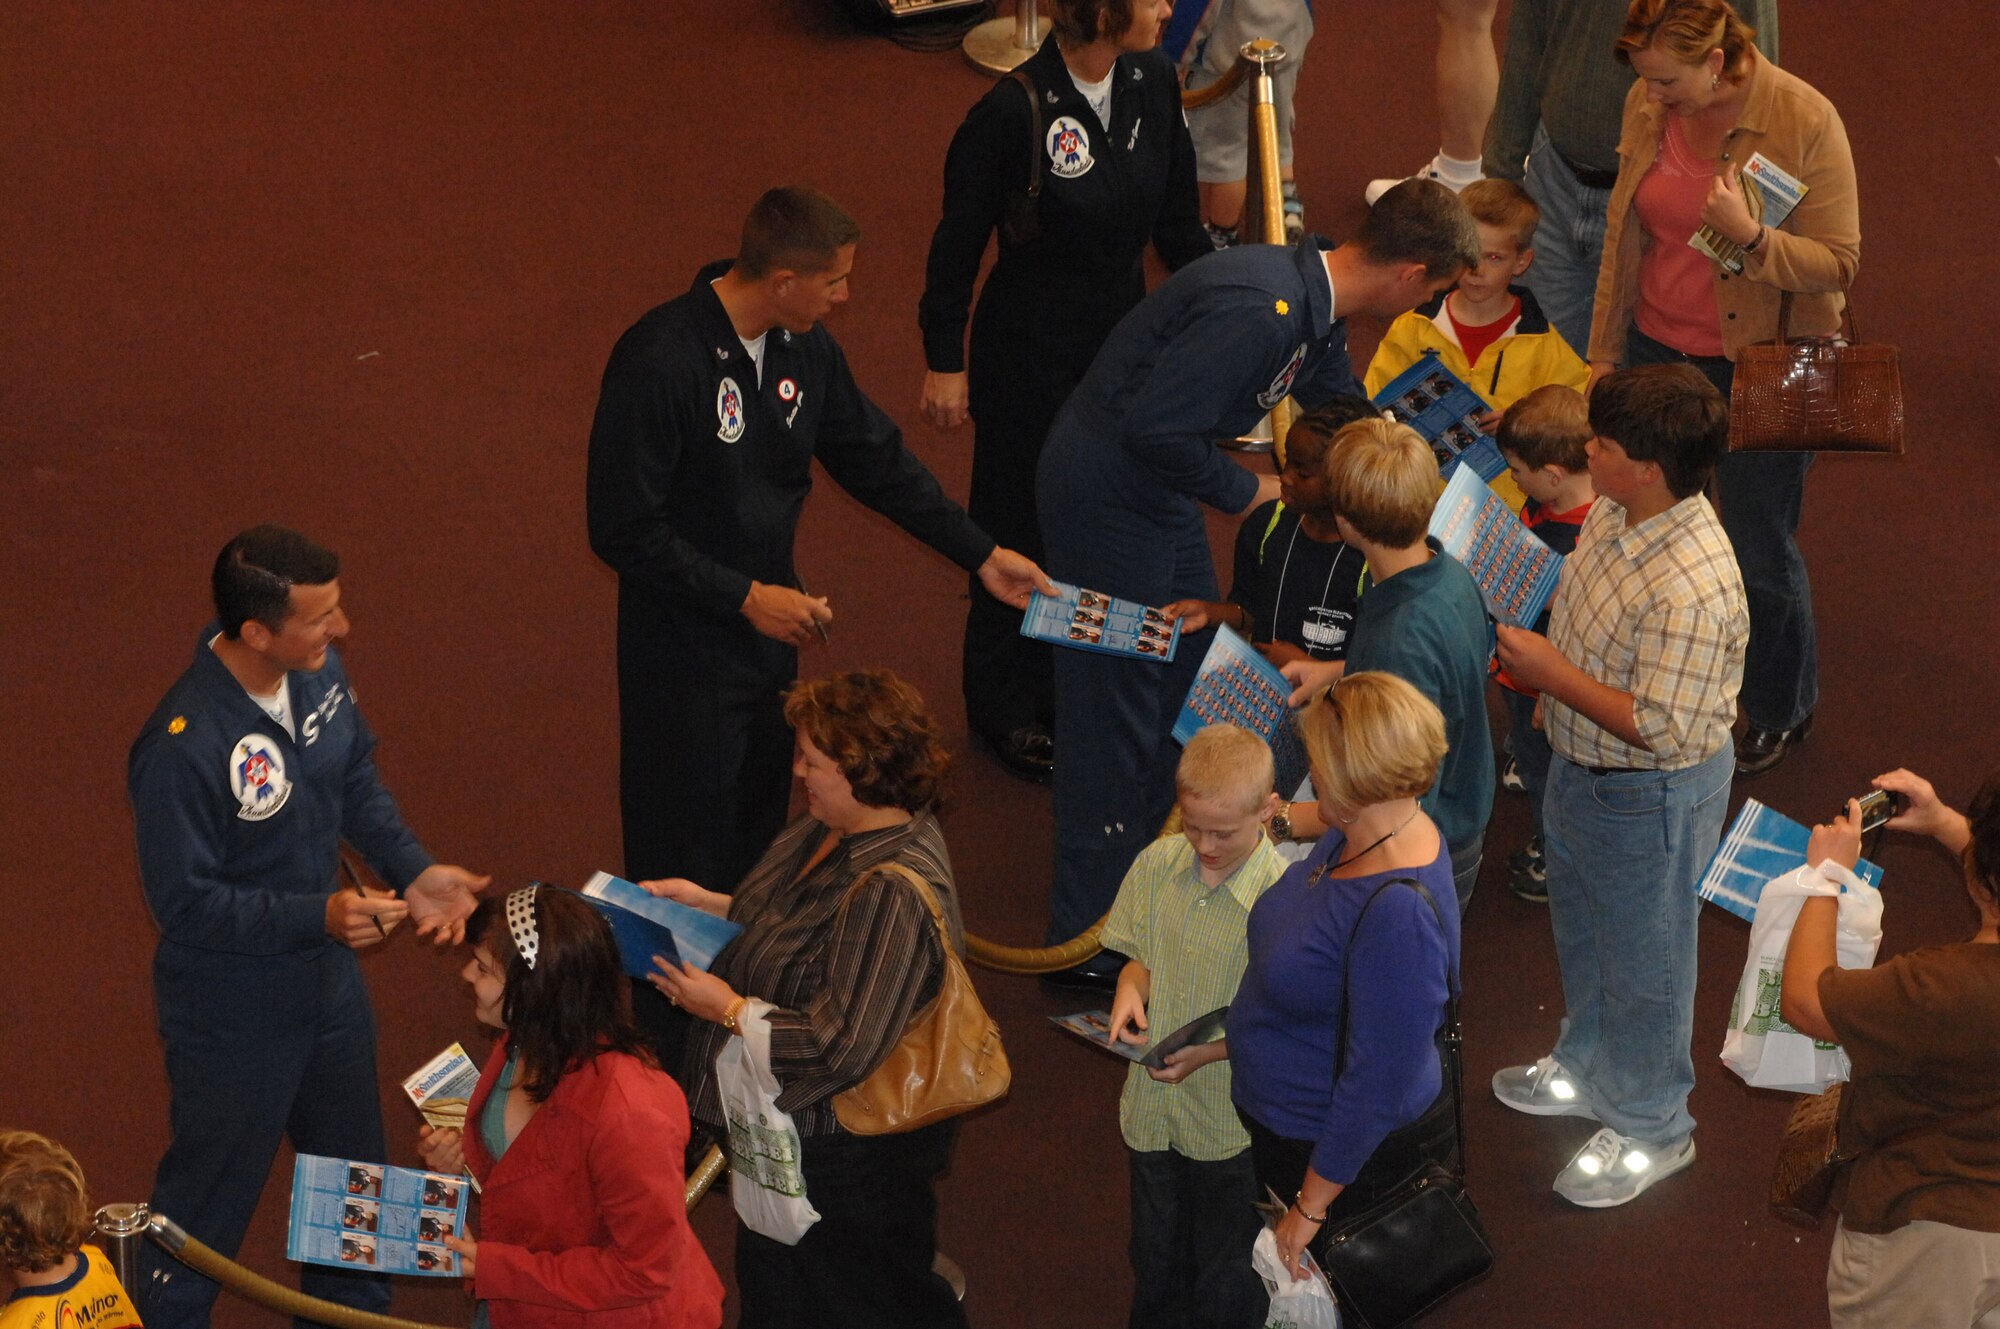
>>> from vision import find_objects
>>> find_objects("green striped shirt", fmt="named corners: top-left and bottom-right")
top-left (1099, 834), bottom-right (1286, 1160)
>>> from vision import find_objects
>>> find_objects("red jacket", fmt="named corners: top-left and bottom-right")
top-left (462, 1039), bottom-right (724, 1329)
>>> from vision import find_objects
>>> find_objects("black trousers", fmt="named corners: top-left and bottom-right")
top-left (735, 1121), bottom-right (966, 1329)
top-left (1127, 1147), bottom-right (1266, 1329)
top-left (1238, 1086), bottom-right (1457, 1266)
top-left (614, 590), bottom-right (794, 894)
top-left (960, 342), bottom-right (1073, 739)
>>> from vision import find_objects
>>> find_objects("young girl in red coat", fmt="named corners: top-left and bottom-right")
top-left (418, 885), bottom-right (724, 1329)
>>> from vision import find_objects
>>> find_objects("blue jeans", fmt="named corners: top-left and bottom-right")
top-left (1520, 124), bottom-right (1612, 360)
top-left (1544, 746), bottom-right (1734, 1147)
top-left (1625, 327), bottom-right (1819, 730)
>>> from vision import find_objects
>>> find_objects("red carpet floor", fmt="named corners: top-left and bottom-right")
top-left (5, 3), bottom-right (1997, 1326)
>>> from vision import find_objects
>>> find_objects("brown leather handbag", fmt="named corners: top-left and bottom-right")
top-left (1770, 1083), bottom-right (1852, 1228)
top-left (833, 862), bottom-right (1012, 1136)
top-left (1771, 1083), bottom-right (2000, 1229)
top-left (1730, 290), bottom-right (1904, 454)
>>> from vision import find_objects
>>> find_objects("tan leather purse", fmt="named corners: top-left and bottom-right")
top-left (833, 862), bottom-right (1011, 1136)
top-left (1730, 290), bottom-right (1904, 454)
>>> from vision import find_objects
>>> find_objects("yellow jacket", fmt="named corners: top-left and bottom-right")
top-left (1366, 287), bottom-right (1590, 508)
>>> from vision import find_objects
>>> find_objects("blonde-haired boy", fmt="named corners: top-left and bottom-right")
top-left (0, 1131), bottom-right (142, 1329)
top-left (1100, 724), bottom-right (1285, 1329)
top-left (1286, 420), bottom-right (1496, 908)
top-left (1365, 178), bottom-right (1590, 508)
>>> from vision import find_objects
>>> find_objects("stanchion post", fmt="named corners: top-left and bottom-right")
top-left (963, 0), bottom-right (1041, 76)
top-left (93, 1204), bottom-right (152, 1301)
top-left (1241, 38), bottom-right (1296, 463)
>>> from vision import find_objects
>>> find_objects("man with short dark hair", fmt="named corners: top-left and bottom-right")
top-left (129, 525), bottom-right (488, 1328)
top-left (1035, 178), bottom-right (1477, 987)
top-left (587, 186), bottom-right (1049, 898)
top-left (1490, 363), bottom-right (1748, 1208)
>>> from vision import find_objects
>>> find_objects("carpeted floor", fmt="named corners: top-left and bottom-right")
top-left (5, 3), bottom-right (1996, 1326)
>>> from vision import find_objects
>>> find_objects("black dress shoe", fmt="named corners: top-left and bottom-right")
top-left (975, 723), bottom-right (1054, 783)
top-left (1736, 713), bottom-right (1813, 777)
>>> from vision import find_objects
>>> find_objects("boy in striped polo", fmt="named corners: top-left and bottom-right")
top-left (1101, 724), bottom-right (1287, 1328)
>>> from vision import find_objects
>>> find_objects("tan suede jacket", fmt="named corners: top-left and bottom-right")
top-left (1589, 49), bottom-right (1860, 365)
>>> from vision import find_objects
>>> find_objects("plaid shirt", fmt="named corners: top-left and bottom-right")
top-left (1545, 494), bottom-right (1747, 770)
top-left (682, 811), bottom-right (963, 1138)
top-left (1099, 834), bottom-right (1284, 1161)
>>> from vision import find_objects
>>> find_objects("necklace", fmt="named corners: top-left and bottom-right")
top-left (1313, 809), bottom-right (1420, 882)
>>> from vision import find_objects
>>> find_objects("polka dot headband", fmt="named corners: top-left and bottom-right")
top-left (504, 885), bottom-right (541, 970)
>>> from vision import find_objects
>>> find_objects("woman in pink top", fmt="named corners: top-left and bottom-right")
top-left (1586, 0), bottom-right (1859, 779)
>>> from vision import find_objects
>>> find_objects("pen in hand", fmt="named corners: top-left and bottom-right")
top-left (795, 575), bottom-right (831, 645)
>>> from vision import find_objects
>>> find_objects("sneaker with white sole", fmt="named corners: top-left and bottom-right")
top-left (1553, 1127), bottom-right (1695, 1208)
top-left (1492, 1056), bottom-right (1596, 1118)
top-left (1364, 160), bottom-right (1483, 206)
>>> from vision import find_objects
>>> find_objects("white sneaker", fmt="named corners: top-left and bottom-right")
top-left (1491, 1056), bottom-right (1597, 1118)
top-left (1364, 161), bottom-right (1483, 206)
top-left (1553, 1128), bottom-right (1695, 1208)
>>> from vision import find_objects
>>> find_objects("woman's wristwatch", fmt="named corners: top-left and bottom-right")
top-left (1270, 802), bottom-right (1295, 842)
top-left (1742, 224), bottom-right (1769, 254)
top-left (1293, 1192), bottom-right (1328, 1225)
top-left (722, 996), bottom-right (749, 1034)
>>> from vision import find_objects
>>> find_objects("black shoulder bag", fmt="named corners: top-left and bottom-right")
top-left (997, 68), bottom-right (1044, 246)
top-left (1315, 878), bottom-right (1494, 1329)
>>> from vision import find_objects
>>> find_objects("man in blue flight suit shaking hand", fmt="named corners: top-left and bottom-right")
top-left (128, 526), bottom-right (488, 1329)
top-left (1035, 178), bottom-right (1478, 987)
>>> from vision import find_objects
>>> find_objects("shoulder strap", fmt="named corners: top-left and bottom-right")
top-left (846, 858), bottom-right (966, 978)
top-left (1333, 875), bottom-right (1466, 1172)
top-left (1007, 68), bottom-right (1043, 201)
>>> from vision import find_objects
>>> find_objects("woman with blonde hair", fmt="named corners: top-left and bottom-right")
top-left (1225, 672), bottom-right (1463, 1278)
top-left (1588, 0), bottom-right (1859, 778)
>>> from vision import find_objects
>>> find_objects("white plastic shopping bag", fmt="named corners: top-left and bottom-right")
top-left (1252, 1224), bottom-right (1341, 1329)
top-left (1721, 861), bottom-right (1883, 1093)
top-left (714, 1000), bottom-right (821, 1244)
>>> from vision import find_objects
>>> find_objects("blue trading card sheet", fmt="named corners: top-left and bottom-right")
top-left (1428, 465), bottom-right (1565, 629)
top-left (1697, 798), bottom-right (1886, 922)
top-left (581, 873), bottom-right (743, 975)
top-left (1171, 626), bottom-right (1309, 796)
top-left (1020, 580), bottom-right (1180, 663)
top-left (1371, 352), bottom-right (1509, 484)
top-left (286, 1154), bottom-right (469, 1277)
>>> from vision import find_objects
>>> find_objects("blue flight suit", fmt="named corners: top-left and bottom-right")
top-left (1034, 234), bottom-right (1362, 948)
top-left (128, 629), bottom-right (435, 1329)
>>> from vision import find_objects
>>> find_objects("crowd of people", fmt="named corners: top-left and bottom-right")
top-left (14, 2), bottom-right (1990, 1329)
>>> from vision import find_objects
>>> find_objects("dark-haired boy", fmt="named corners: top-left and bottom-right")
top-left (1491, 364), bottom-right (1748, 1208)
top-left (128, 526), bottom-right (489, 1326)
top-left (588, 186), bottom-right (1049, 892)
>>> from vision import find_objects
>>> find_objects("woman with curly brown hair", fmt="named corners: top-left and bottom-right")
top-left (1782, 769), bottom-right (2000, 1328)
top-left (645, 669), bottom-right (971, 1329)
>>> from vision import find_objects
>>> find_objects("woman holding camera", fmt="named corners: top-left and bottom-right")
top-left (1224, 672), bottom-right (1462, 1278)
top-left (1587, 0), bottom-right (1859, 777)
top-left (646, 670), bottom-right (971, 1329)
top-left (416, 886), bottom-right (724, 1329)
top-left (1782, 769), bottom-right (2000, 1327)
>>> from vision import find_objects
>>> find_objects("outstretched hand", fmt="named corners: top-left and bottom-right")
top-left (977, 548), bottom-right (1058, 610)
top-left (405, 865), bottom-right (489, 946)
